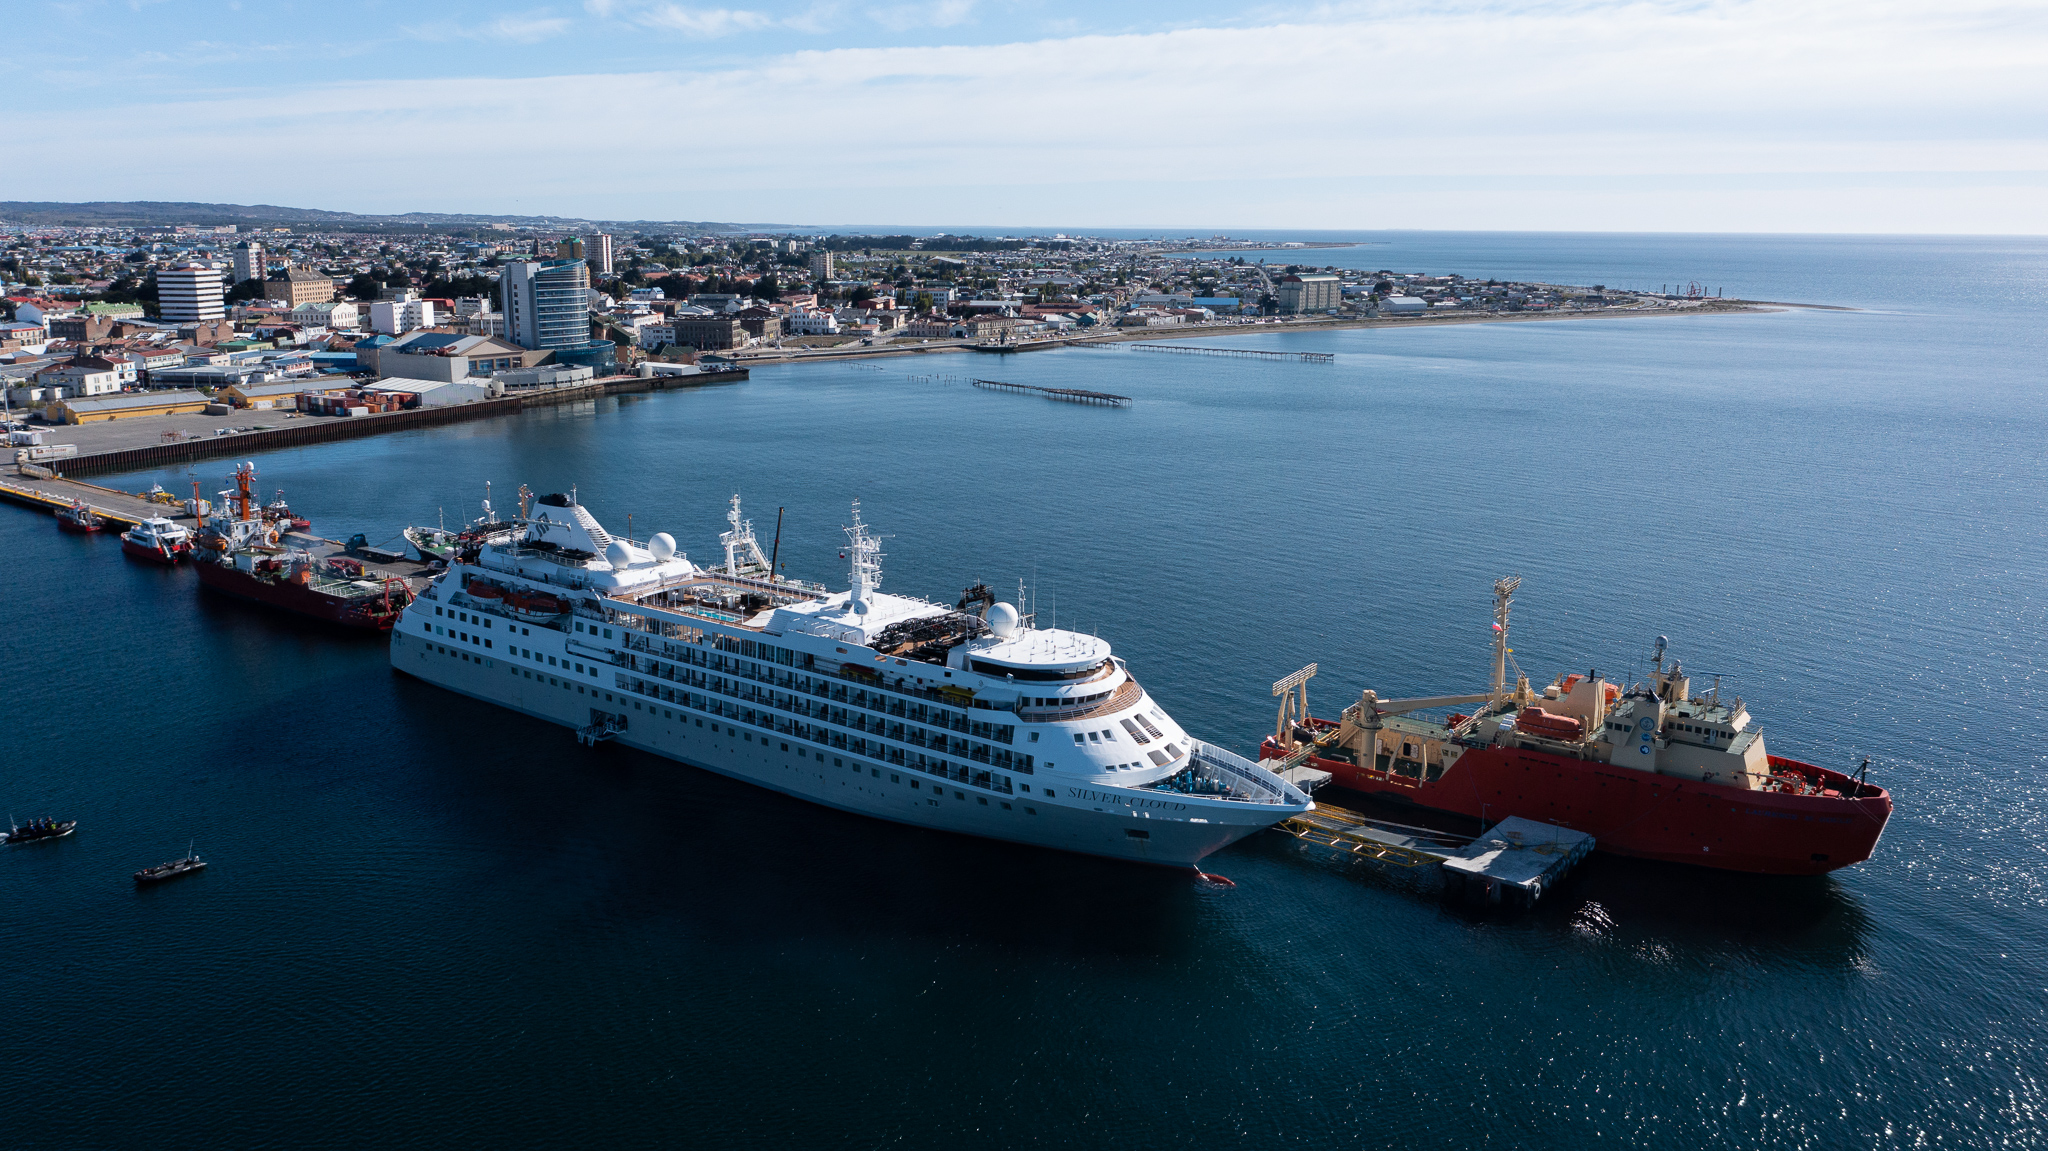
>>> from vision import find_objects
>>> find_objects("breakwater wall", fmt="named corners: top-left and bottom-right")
top-left (55, 368), bottom-right (748, 477)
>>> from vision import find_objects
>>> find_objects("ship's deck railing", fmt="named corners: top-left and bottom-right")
top-left (1142, 742), bottom-right (1309, 807)
top-left (615, 632), bottom-right (1016, 737)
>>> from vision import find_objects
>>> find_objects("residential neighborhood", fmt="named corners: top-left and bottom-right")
top-left (1, 216), bottom-right (1692, 427)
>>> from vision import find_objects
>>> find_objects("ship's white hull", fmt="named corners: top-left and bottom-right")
top-left (393, 631), bottom-right (1283, 867)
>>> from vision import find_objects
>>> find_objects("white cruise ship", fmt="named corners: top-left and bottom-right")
top-left (389, 489), bottom-right (1312, 868)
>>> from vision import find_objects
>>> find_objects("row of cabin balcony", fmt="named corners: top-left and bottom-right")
top-left (613, 671), bottom-right (1033, 776)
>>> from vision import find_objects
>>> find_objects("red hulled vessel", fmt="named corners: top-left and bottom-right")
top-left (193, 463), bottom-right (411, 631)
top-left (1260, 578), bottom-right (1892, 875)
top-left (120, 516), bottom-right (193, 565)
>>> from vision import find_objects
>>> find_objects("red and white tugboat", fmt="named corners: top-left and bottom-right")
top-left (120, 515), bottom-right (193, 565)
top-left (56, 500), bottom-right (105, 533)
top-left (1260, 578), bottom-right (1892, 875)
top-left (263, 488), bottom-right (311, 533)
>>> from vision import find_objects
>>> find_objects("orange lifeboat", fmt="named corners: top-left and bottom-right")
top-left (1515, 706), bottom-right (1585, 741)
top-left (502, 587), bottom-right (565, 620)
top-left (467, 581), bottom-right (505, 600)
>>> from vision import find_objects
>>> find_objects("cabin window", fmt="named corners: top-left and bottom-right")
top-left (1029, 732), bottom-right (1040, 742)
top-left (521, 628), bottom-right (529, 636)
top-left (435, 607), bottom-right (443, 616)
top-left (1088, 732), bottom-right (1100, 742)
top-left (484, 620), bottom-right (492, 629)
top-left (603, 628), bottom-right (612, 639)
top-left (1074, 734), bottom-right (1085, 745)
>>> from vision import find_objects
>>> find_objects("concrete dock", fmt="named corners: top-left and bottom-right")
top-left (1438, 817), bottom-right (1595, 908)
top-left (1, 473), bottom-right (196, 529)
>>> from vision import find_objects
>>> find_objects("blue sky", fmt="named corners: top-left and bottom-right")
top-left (9, 0), bottom-right (2046, 232)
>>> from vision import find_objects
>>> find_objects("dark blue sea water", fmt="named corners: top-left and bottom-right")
top-left (4, 233), bottom-right (2043, 1148)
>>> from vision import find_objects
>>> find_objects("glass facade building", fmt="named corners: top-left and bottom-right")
top-left (501, 260), bottom-right (590, 351)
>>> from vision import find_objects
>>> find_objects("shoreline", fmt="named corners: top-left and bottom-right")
top-left (27, 298), bottom-right (1814, 474)
top-left (712, 297), bottom-right (1787, 367)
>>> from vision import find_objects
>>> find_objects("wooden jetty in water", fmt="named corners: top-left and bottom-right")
top-left (1131, 344), bottom-right (1333, 364)
top-left (970, 379), bottom-right (1130, 407)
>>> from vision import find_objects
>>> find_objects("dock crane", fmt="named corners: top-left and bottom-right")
top-left (1269, 577), bottom-right (1530, 775)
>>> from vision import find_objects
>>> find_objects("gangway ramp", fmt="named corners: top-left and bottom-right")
top-left (1281, 806), bottom-right (1466, 868)
top-left (1277, 807), bottom-right (1593, 908)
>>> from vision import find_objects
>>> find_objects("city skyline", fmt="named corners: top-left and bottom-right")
top-left (9, 0), bottom-right (2047, 234)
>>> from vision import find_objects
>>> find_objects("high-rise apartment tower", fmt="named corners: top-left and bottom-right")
top-left (501, 260), bottom-right (591, 350)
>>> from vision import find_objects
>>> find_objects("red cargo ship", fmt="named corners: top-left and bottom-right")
top-left (1260, 578), bottom-right (1891, 875)
top-left (192, 462), bottom-right (411, 631)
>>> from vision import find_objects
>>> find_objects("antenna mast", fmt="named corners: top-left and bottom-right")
top-left (1491, 575), bottom-right (1520, 699)
top-left (722, 494), bottom-right (770, 574)
top-left (843, 500), bottom-right (883, 614)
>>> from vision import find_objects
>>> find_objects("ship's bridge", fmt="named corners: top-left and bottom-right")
top-left (957, 629), bottom-right (1112, 682)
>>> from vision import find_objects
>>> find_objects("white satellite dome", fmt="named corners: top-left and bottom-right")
top-left (648, 532), bottom-right (676, 562)
top-left (987, 602), bottom-right (1020, 638)
top-left (604, 540), bottom-right (633, 569)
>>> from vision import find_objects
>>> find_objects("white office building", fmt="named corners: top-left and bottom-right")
top-left (370, 298), bottom-right (437, 335)
top-left (158, 264), bottom-right (227, 324)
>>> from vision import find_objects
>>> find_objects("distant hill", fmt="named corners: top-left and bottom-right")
top-left (0, 200), bottom-right (779, 232)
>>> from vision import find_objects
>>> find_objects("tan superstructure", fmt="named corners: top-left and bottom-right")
top-left (1276, 582), bottom-right (1773, 792)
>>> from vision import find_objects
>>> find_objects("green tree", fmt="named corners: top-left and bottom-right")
top-left (345, 273), bottom-right (384, 301)
top-left (227, 278), bottom-right (269, 303)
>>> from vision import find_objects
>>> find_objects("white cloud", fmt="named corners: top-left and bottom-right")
top-left (875, 0), bottom-right (976, 32)
top-left (405, 10), bottom-right (572, 43)
top-left (595, 0), bottom-right (796, 36)
top-left (12, 0), bottom-right (2048, 230)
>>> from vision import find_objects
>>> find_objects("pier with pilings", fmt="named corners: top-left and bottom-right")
top-left (970, 379), bottom-right (1131, 407)
top-left (1132, 344), bottom-right (1333, 363)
